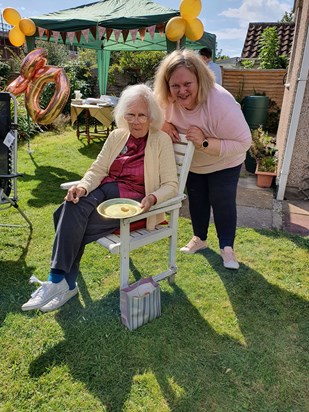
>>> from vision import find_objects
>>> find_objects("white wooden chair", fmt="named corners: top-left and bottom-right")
top-left (61, 135), bottom-right (194, 288)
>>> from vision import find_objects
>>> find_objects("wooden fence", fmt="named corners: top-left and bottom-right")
top-left (222, 69), bottom-right (287, 108)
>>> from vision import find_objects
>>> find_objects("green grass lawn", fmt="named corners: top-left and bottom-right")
top-left (0, 130), bottom-right (308, 412)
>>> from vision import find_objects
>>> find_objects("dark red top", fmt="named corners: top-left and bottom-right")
top-left (102, 133), bottom-right (147, 199)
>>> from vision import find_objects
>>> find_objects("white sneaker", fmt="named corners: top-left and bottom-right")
top-left (220, 247), bottom-right (239, 270)
top-left (180, 236), bottom-right (207, 254)
top-left (21, 276), bottom-right (69, 311)
top-left (40, 284), bottom-right (79, 313)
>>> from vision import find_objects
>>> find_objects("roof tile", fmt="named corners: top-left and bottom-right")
top-left (241, 22), bottom-right (295, 58)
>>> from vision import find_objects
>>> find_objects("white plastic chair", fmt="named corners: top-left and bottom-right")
top-left (61, 135), bottom-right (194, 288)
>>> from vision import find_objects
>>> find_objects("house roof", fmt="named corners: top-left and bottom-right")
top-left (241, 22), bottom-right (295, 58)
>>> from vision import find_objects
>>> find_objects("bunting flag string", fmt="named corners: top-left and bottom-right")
top-left (98, 26), bottom-right (106, 39)
top-left (81, 29), bottom-right (89, 42)
top-left (130, 29), bottom-right (138, 43)
top-left (105, 28), bottom-right (113, 41)
top-left (138, 28), bottom-right (146, 41)
top-left (38, 27), bottom-right (45, 38)
top-left (52, 31), bottom-right (59, 43)
top-left (122, 29), bottom-right (129, 43)
top-left (75, 31), bottom-right (82, 43)
top-left (147, 25), bottom-right (156, 39)
top-left (113, 29), bottom-right (121, 43)
top-left (67, 31), bottom-right (75, 45)
top-left (36, 22), bottom-right (168, 44)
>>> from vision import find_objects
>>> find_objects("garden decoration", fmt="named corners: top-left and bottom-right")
top-left (7, 48), bottom-right (70, 125)
top-left (2, 7), bottom-right (36, 47)
top-left (165, 0), bottom-right (204, 43)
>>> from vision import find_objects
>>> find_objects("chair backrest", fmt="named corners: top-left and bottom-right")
top-left (173, 134), bottom-right (194, 195)
top-left (0, 92), bottom-right (12, 197)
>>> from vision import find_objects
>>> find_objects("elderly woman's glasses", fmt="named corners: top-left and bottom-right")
top-left (124, 114), bottom-right (149, 123)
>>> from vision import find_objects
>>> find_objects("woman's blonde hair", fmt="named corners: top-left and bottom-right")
top-left (153, 49), bottom-right (215, 108)
top-left (114, 83), bottom-right (164, 131)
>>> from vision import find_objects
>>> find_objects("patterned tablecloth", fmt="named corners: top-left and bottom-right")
top-left (70, 103), bottom-right (113, 128)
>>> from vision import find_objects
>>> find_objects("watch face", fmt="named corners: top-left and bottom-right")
top-left (202, 139), bottom-right (209, 148)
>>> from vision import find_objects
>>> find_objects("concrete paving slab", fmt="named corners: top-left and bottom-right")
top-left (179, 173), bottom-right (309, 237)
top-left (282, 200), bottom-right (309, 236)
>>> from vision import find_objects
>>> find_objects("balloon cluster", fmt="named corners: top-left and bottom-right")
top-left (165, 0), bottom-right (204, 43)
top-left (2, 7), bottom-right (36, 47)
top-left (7, 49), bottom-right (70, 125)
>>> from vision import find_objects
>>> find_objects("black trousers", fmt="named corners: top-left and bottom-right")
top-left (50, 182), bottom-right (122, 287)
top-left (186, 164), bottom-right (242, 249)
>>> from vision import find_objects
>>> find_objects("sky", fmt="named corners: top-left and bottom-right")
top-left (0, 0), bottom-right (294, 57)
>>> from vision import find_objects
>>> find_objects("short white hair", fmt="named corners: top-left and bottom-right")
top-left (113, 84), bottom-right (164, 131)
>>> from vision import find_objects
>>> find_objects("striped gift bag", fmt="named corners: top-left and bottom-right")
top-left (120, 278), bottom-right (161, 330)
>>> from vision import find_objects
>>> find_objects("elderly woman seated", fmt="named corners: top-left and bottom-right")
top-left (22, 84), bottom-right (178, 313)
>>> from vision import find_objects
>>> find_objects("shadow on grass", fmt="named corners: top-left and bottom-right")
top-left (78, 140), bottom-right (104, 159)
top-left (0, 229), bottom-right (35, 325)
top-left (253, 227), bottom-right (309, 249)
top-left (27, 253), bottom-right (308, 411)
top-left (21, 153), bottom-right (83, 207)
top-left (20, 145), bottom-right (103, 208)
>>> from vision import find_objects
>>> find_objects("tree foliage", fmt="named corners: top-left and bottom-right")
top-left (108, 51), bottom-right (166, 85)
top-left (280, 11), bottom-right (294, 22)
top-left (258, 27), bottom-right (288, 69)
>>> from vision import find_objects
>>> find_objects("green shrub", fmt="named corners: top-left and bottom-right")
top-left (240, 59), bottom-right (255, 69)
top-left (13, 95), bottom-right (42, 141)
top-left (259, 27), bottom-right (288, 69)
top-left (0, 61), bottom-right (11, 90)
top-left (109, 51), bottom-right (165, 85)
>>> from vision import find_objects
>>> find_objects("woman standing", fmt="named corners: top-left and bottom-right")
top-left (153, 49), bottom-right (251, 269)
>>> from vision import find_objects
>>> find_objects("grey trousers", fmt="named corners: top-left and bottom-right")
top-left (50, 182), bottom-right (121, 286)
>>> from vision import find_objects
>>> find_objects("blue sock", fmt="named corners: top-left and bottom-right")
top-left (48, 269), bottom-right (65, 284)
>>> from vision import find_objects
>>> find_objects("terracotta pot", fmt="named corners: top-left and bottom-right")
top-left (255, 165), bottom-right (277, 188)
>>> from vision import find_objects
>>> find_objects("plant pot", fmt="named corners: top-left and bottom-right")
top-left (255, 165), bottom-right (277, 188)
top-left (245, 151), bottom-right (257, 173)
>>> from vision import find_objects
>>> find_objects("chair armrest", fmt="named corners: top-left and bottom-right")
top-left (121, 194), bottom-right (186, 224)
top-left (60, 180), bottom-right (81, 190)
top-left (0, 173), bottom-right (23, 178)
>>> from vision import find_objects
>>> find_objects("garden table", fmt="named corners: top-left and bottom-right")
top-left (70, 103), bottom-right (114, 144)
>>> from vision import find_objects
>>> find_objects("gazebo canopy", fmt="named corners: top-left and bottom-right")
top-left (29, 0), bottom-right (216, 93)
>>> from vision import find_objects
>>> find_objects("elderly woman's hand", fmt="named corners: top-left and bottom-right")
top-left (140, 194), bottom-right (156, 213)
top-left (162, 121), bottom-right (180, 143)
top-left (64, 185), bottom-right (87, 204)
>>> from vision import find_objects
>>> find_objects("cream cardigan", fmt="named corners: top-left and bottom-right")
top-left (78, 128), bottom-right (178, 230)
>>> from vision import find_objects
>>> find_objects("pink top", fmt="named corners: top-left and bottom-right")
top-left (165, 84), bottom-right (252, 174)
top-left (102, 134), bottom-right (147, 199)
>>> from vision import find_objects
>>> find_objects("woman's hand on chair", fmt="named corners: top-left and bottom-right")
top-left (64, 185), bottom-right (86, 204)
top-left (162, 121), bottom-right (180, 143)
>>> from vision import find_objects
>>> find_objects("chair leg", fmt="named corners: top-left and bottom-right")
top-left (119, 219), bottom-right (131, 289)
top-left (168, 210), bottom-right (179, 270)
top-left (0, 191), bottom-right (32, 228)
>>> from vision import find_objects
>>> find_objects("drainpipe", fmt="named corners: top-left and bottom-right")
top-left (277, 25), bottom-right (309, 200)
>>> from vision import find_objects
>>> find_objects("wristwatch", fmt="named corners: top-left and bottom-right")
top-left (201, 139), bottom-right (209, 149)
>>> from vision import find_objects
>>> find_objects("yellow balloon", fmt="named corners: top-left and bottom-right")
top-left (180, 0), bottom-right (202, 20)
top-left (165, 17), bottom-right (186, 42)
top-left (9, 26), bottom-right (25, 47)
top-left (19, 18), bottom-right (36, 36)
top-left (185, 18), bottom-right (204, 41)
top-left (3, 7), bottom-right (21, 26)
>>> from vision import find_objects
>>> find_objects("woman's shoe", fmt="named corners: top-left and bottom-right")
top-left (21, 277), bottom-right (69, 311)
top-left (220, 247), bottom-right (239, 269)
top-left (180, 236), bottom-right (207, 254)
top-left (40, 284), bottom-right (79, 312)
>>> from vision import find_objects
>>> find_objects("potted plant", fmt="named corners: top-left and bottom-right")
top-left (248, 127), bottom-right (278, 188)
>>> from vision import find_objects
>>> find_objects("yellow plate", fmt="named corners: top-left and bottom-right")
top-left (97, 198), bottom-right (142, 219)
